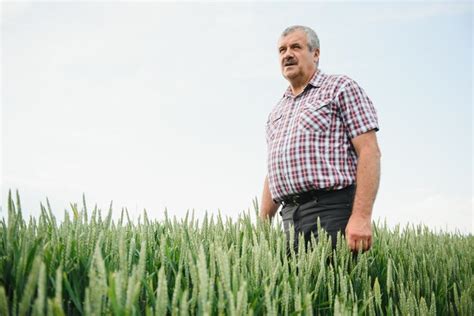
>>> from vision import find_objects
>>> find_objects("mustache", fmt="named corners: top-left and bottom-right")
top-left (283, 58), bottom-right (297, 66)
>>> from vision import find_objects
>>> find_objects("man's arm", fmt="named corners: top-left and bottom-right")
top-left (259, 175), bottom-right (280, 221)
top-left (345, 130), bottom-right (381, 251)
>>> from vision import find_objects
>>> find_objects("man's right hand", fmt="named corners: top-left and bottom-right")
top-left (259, 175), bottom-right (280, 221)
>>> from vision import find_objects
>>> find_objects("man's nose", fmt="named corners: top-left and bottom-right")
top-left (282, 49), bottom-right (294, 62)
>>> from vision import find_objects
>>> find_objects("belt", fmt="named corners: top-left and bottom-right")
top-left (278, 185), bottom-right (354, 206)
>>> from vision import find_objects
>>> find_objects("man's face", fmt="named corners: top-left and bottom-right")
top-left (278, 30), bottom-right (319, 82)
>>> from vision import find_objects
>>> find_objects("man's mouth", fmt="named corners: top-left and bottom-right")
top-left (284, 61), bottom-right (297, 67)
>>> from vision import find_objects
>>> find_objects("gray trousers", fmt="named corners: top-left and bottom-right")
top-left (280, 185), bottom-right (356, 254)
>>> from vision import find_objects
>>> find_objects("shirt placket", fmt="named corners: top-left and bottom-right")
top-left (282, 95), bottom-right (306, 195)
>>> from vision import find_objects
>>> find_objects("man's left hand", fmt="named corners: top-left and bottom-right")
top-left (345, 213), bottom-right (372, 252)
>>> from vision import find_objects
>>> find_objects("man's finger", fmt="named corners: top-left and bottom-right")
top-left (364, 239), bottom-right (370, 251)
top-left (357, 239), bottom-right (365, 252)
top-left (362, 238), bottom-right (372, 251)
top-left (352, 238), bottom-right (372, 252)
top-left (367, 236), bottom-right (372, 250)
top-left (347, 236), bottom-right (356, 251)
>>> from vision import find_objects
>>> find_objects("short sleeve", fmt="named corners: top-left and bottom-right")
top-left (337, 78), bottom-right (379, 139)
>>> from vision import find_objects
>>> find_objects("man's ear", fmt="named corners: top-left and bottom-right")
top-left (313, 48), bottom-right (320, 63)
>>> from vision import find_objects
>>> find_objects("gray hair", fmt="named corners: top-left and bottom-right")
top-left (281, 25), bottom-right (320, 51)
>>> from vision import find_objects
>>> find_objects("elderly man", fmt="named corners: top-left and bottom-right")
top-left (260, 25), bottom-right (381, 253)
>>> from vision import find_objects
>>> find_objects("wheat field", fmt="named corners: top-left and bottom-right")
top-left (0, 190), bottom-right (472, 315)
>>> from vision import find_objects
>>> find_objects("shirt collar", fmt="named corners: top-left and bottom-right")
top-left (283, 69), bottom-right (325, 98)
top-left (308, 69), bottom-right (325, 88)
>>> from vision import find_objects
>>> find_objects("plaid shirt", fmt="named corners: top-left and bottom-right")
top-left (265, 70), bottom-right (379, 202)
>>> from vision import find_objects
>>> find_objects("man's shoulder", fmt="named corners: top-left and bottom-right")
top-left (313, 72), bottom-right (355, 98)
top-left (319, 72), bottom-right (355, 89)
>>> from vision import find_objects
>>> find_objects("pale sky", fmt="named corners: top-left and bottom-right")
top-left (1, 1), bottom-right (473, 233)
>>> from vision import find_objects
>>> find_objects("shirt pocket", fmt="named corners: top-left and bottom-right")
top-left (298, 99), bottom-right (332, 133)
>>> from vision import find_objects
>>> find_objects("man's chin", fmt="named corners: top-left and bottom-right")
top-left (283, 70), bottom-right (299, 80)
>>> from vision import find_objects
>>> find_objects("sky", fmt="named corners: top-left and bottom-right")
top-left (1, 1), bottom-right (472, 233)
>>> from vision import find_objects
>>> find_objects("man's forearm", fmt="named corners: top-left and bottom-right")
top-left (259, 175), bottom-right (280, 220)
top-left (346, 131), bottom-right (381, 251)
top-left (351, 148), bottom-right (381, 218)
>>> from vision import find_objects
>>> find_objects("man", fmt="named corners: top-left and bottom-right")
top-left (259, 25), bottom-right (381, 253)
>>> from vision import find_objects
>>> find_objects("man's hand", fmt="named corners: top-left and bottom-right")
top-left (346, 213), bottom-right (372, 251)
top-left (259, 175), bottom-right (280, 221)
top-left (347, 130), bottom-right (381, 252)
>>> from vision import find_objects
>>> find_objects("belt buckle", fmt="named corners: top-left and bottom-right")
top-left (291, 193), bottom-right (301, 205)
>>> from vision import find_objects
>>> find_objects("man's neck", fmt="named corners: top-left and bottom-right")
top-left (290, 69), bottom-right (318, 96)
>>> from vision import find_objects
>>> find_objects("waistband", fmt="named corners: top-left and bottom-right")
top-left (276, 184), bottom-right (355, 206)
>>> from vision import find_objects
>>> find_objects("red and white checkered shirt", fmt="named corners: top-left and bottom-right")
top-left (266, 70), bottom-right (379, 202)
